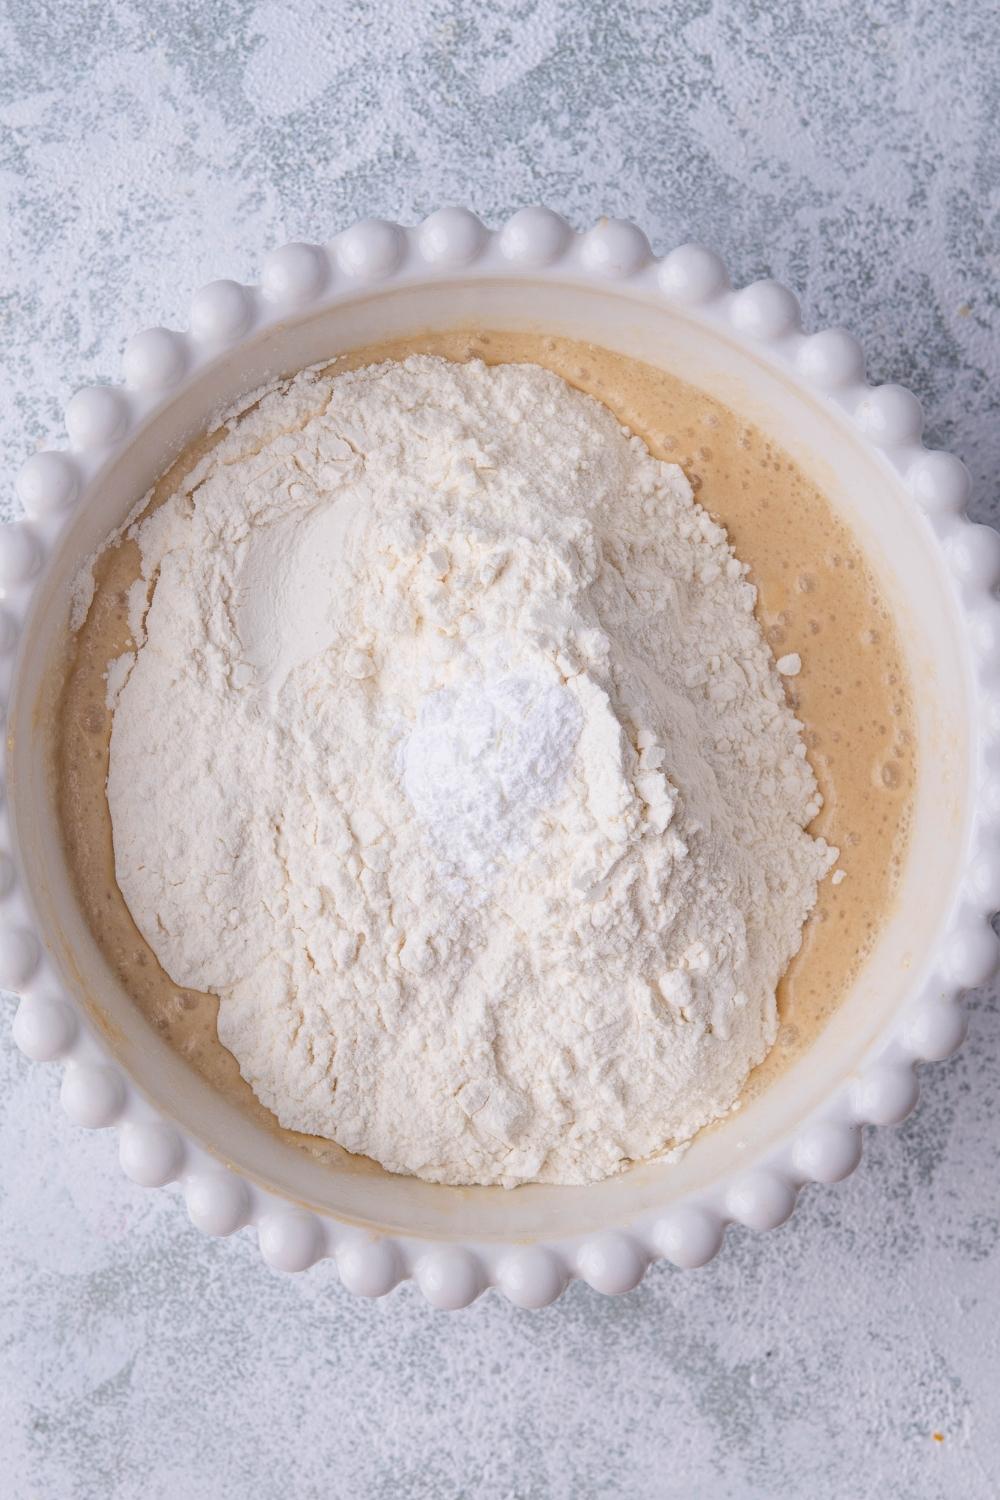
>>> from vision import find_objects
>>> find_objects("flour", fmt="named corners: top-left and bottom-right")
top-left (99, 355), bottom-right (835, 1187)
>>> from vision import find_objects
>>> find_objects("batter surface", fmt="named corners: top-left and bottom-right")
top-left (56, 330), bottom-right (916, 1169)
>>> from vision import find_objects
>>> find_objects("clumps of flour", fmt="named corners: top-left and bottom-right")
top-left (98, 356), bottom-right (835, 1187)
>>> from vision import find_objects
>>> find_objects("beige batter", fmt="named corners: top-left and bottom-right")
top-left (56, 330), bottom-right (916, 1168)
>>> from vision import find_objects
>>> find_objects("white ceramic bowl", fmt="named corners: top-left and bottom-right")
top-left (4, 209), bottom-right (999, 1307)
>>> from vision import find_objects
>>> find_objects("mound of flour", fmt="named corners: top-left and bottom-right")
top-left (101, 355), bottom-right (834, 1187)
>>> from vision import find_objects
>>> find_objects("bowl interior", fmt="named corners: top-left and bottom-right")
top-left (11, 277), bottom-right (973, 1240)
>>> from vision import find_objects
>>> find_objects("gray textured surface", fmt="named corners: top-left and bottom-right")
top-left (1, 2), bottom-right (999, 1496)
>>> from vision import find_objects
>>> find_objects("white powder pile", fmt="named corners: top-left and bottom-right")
top-left (403, 673), bottom-right (584, 887)
top-left (98, 356), bottom-right (835, 1187)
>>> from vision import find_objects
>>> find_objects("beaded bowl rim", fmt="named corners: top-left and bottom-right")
top-left (4, 207), bottom-right (998, 1308)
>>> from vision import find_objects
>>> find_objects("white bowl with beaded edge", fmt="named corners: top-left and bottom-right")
top-left (4, 209), bottom-right (998, 1308)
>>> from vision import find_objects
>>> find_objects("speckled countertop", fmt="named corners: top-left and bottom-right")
top-left (1, 3), bottom-right (998, 1496)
